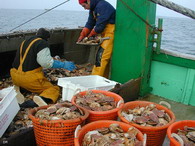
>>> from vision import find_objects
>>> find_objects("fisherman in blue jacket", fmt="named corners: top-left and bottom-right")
top-left (11, 28), bottom-right (76, 107)
top-left (78, 0), bottom-right (115, 78)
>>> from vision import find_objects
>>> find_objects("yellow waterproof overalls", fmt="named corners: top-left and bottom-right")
top-left (91, 24), bottom-right (115, 78)
top-left (10, 38), bottom-right (60, 103)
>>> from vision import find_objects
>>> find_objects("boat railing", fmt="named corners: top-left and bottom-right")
top-left (160, 49), bottom-right (195, 61)
top-left (150, 0), bottom-right (195, 60)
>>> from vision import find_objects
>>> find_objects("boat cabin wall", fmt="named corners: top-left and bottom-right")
top-left (0, 28), bottom-right (92, 78)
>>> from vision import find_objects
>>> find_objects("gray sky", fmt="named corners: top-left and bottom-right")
top-left (0, 0), bottom-right (195, 17)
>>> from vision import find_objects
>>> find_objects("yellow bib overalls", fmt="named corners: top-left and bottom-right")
top-left (91, 24), bottom-right (115, 78)
top-left (10, 38), bottom-right (60, 103)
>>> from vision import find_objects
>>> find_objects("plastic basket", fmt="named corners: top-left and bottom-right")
top-left (74, 120), bottom-right (145, 146)
top-left (58, 75), bottom-right (118, 91)
top-left (118, 101), bottom-right (175, 146)
top-left (71, 90), bottom-right (124, 123)
top-left (28, 105), bottom-right (89, 146)
top-left (167, 120), bottom-right (195, 146)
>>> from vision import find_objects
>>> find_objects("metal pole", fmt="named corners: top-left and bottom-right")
top-left (156, 18), bottom-right (163, 54)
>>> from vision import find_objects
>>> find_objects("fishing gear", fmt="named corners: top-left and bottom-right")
top-left (10, 0), bottom-right (70, 32)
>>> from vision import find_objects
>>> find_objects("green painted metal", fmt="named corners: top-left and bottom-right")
top-left (153, 18), bottom-right (163, 54)
top-left (111, 0), bottom-right (195, 106)
top-left (150, 61), bottom-right (195, 106)
top-left (153, 53), bottom-right (195, 69)
top-left (111, 0), bottom-right (156, 95)
top-left (181, 69), bottom-right (195, 105)
top-left (189, 76), bottom-right (195, 106)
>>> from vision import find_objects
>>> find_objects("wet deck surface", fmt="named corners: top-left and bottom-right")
top-left (140, 94), bottom-right (195, 146)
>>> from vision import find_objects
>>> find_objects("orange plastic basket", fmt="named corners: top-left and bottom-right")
top-left (74, 120), bottom-right (144, 146)
top-left (28, 105), bottom-right (89, 146)
top-left (167, 120), bottom-right (195, 146)
top-left (71, 90), bottom-right (124, 123)
top-left (118, 101), bottom-right (176, 146)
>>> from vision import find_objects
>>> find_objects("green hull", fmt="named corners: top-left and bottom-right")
top-left (111, 0), bottom-right (195, 106)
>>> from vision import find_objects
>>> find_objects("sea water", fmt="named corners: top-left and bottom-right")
top-left (0, 9), bottom-right (194, 55)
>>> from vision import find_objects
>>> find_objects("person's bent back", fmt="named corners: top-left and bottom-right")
top-left (10, 28), bottom-right (76, 108)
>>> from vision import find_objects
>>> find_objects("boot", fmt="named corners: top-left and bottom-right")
top-left (20, 100), bottom-right (38, 108)
top-left (33, 96), bottom-right (48, 107)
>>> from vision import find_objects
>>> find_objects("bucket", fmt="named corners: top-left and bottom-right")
top-left (167, 120), bottom-right (195, 146)
top-left (118, 101), bottom-right (175, 146)
top-left (74, 120), bottom-right (145, 146)
top-left (28, 105), bottom-right (89, 146)
top-left (71, 90), bottom-right (124, 122)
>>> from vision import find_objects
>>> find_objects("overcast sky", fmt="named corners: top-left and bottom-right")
top-left (0, 0), bottom-right (195, 17)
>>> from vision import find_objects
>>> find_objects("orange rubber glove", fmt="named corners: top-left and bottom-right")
top-left (88, 29), bottom-right (98, 38)
top-left (77, 27), bottom-right (91, 42)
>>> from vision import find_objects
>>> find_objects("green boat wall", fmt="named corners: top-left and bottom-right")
top-left (151, 53), bottom-right (195, 106)
top-left (111, 0), bottom-right (195, 106)
top-left (111, 0), bottom-right (156, 93)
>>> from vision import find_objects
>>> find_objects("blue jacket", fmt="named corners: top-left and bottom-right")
top-left (85, 0), bottom-right (115, 33)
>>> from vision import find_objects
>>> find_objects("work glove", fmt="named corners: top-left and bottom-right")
top-left (88, 29), bottom-right (98, 38)
top-left (52, 60), bottom-right (76, 71)
top-left (77, 27), bottom-right (91, 42)
top-left (63, 61), bottom-right (76, 71)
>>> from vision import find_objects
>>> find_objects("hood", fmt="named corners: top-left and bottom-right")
top-left (90, 0), bottom-right (103, 10)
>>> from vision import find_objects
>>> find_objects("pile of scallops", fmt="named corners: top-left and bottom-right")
top-left (121, 104), bottom-right (171, 127)
top-left (35, 102), bottom-right (84, 120)
top-left (75, 91), bottom-right (117, 111)
top-left (82, 123), bottom-right (143, 146)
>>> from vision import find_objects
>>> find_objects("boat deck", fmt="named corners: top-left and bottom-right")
top-left (140, 94), bottom-right (195, 145)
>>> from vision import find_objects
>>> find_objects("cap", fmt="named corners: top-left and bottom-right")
top-left (78, 0), bottom-right (87, 4)
top-left (36, 28), bottom-right (50, 41)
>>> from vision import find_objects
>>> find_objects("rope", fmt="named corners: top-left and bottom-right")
top-left (150, 0), bottom-right (195, 19)
top-left (119, 0), bottom-right (158, 30)
top-left (10, 0), bottom-right (70, 32)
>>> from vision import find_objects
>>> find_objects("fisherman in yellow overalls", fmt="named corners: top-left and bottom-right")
top-left (10, 28), bottom-right (76, 108)
top-left (77, 0), bottom-right (115, 78)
